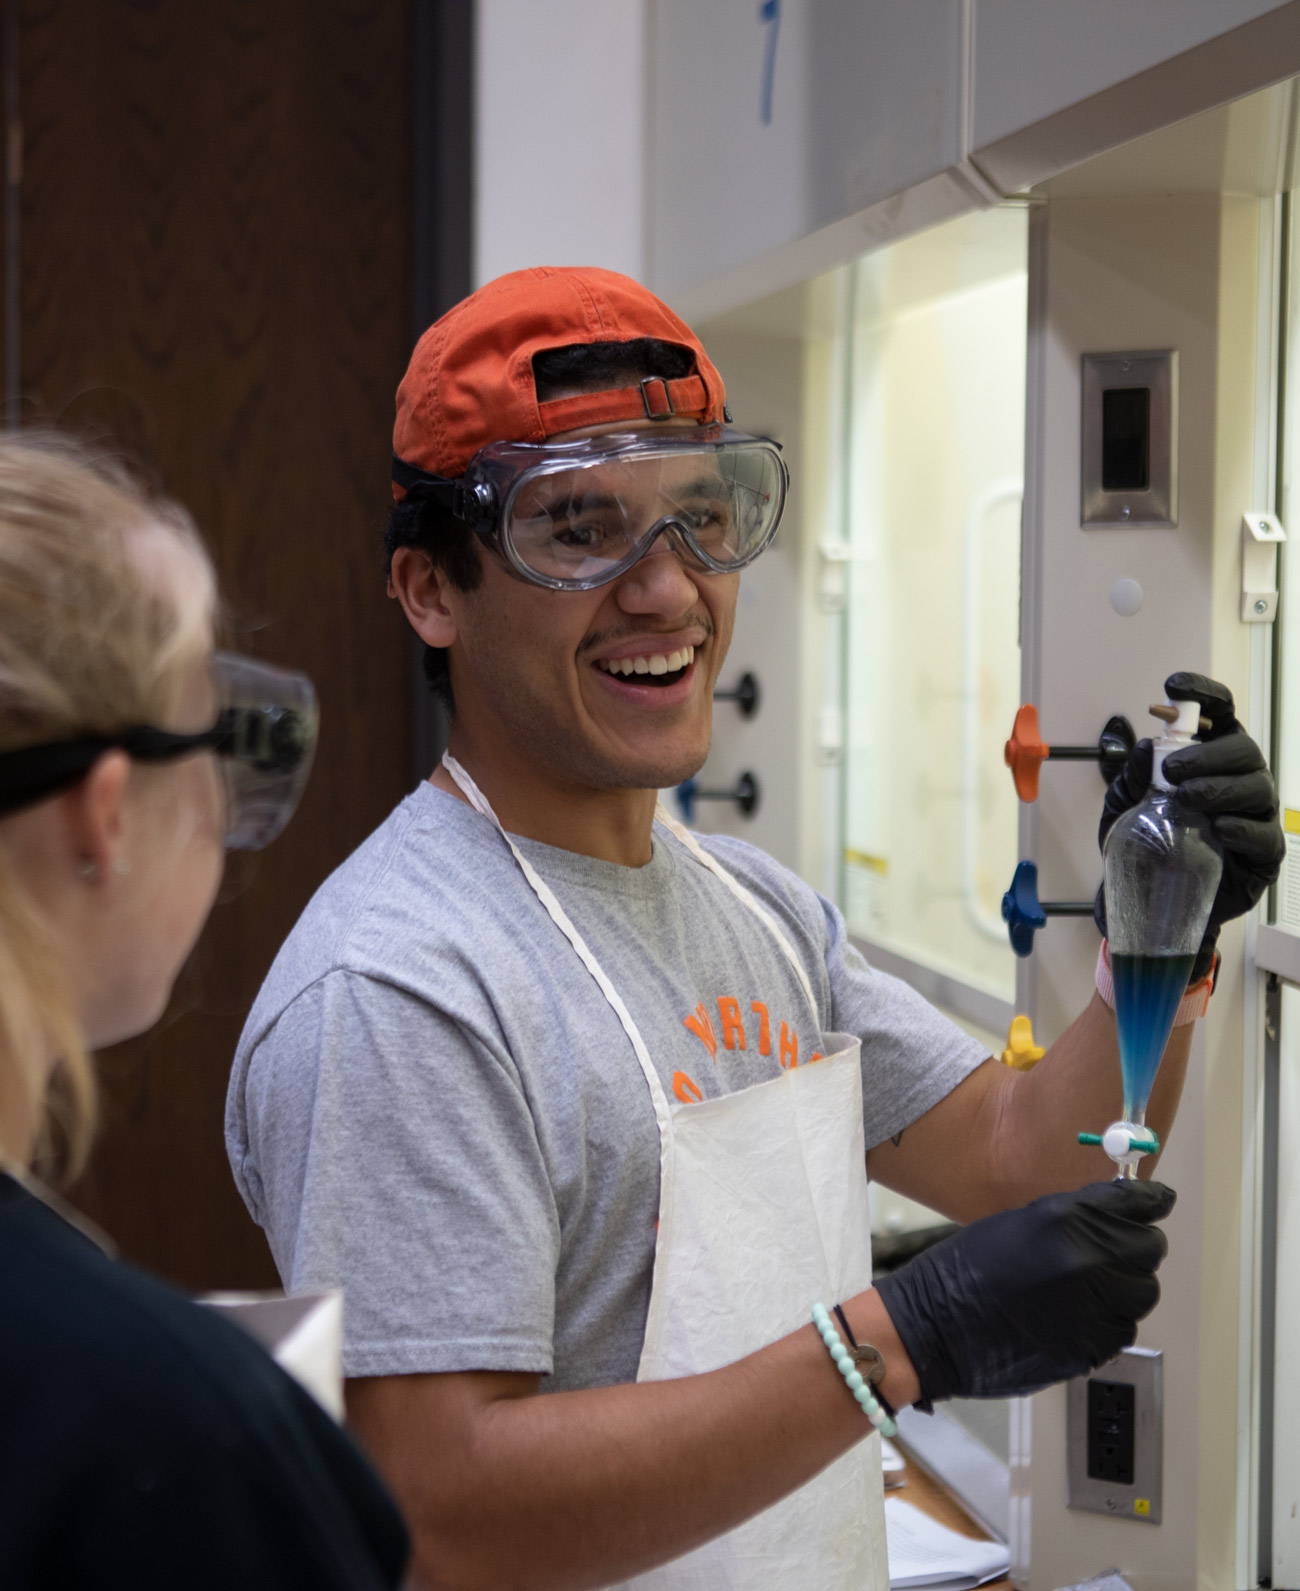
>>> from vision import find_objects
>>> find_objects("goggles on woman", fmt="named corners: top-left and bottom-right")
top-left (392, 424), bottom-right (788, 592)
top-left (0, 653), bottom-right (317, 851)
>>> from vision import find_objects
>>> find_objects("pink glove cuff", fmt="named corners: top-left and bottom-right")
top-left (1095, 940), bottom-right (1213, 1024)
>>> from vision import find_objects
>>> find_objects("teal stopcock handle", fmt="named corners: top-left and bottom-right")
top-left (1078, 1125), bottom-right (1161, 1157)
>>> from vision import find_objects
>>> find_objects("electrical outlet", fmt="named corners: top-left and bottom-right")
top-left (1087, 1379), bottom-right (1135, 1484)
top-left (1067, 1347), bottom-right (1162, 1524)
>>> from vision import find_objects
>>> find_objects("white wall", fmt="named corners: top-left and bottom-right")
top-left (474, 0), bottom-right (647, 286)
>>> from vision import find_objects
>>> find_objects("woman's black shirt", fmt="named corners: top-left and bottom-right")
top-left (0, 1173), bottom-right (408, 1588)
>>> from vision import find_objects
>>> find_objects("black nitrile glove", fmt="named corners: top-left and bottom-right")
top-left (875, 1180), bottom-right (1174, 1405)
top-left (1094, 672), bottom-right (1284, 981)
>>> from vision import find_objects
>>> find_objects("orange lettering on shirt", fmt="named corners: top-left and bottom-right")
top-left (683, 1003), bottom-right (718, 1058)
top-left (809, 1052), bottom-right (823, 1064)
top-left (751, 1001), bottom-right (771, 1056)
top-left (673, 1070), bottom-right (704, 1104)
top-left (779, 1021), bottom-right (798, 1069)
top-left (717, 996), bottom-right (746, 1051)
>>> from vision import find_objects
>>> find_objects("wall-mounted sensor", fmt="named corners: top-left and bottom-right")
top-left (1081, 351), bottom-right (1178, 526)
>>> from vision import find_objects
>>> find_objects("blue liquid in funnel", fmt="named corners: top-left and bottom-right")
top-left (1112, 952), bottom-right (1195, 1118)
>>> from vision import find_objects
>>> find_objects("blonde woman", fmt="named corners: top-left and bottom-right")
top-left (0, 435), bottom-right (407, 1588)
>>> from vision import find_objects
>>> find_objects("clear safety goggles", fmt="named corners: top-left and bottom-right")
top-left (0, 652), bottom-right (318, 851)
top-left (393, 424), bottom-right (788, 591)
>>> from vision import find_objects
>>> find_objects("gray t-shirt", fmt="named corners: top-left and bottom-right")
top-left (226, 783), bottom-right (988, 1390)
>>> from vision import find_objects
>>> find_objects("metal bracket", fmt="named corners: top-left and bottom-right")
top-left (1241, 510), bottom-right (1286, 623)
top-left (817, 541), bottom-right (850, 613)
top-left (816, 704), bottom-right (843, 765)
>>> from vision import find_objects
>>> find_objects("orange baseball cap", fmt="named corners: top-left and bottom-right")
top-left (392, 266), bottom-right (727, 493)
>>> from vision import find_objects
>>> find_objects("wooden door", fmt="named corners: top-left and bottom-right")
top-left (3, 0), bottom-right (417, 1288)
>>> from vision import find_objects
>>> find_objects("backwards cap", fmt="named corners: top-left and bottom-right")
top-left (392, 266), bottom-right (727, 490)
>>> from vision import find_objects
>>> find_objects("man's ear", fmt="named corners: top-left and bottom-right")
top-left (389, 546), bottom-right (460, 650)
top-left (62, 751), bottom-right (131, 881)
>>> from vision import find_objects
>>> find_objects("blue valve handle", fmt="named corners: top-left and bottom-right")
top-left (1001, 861), bottom-right (1047, 957)
top-left (1001, 860), bottom-right (1096, 957)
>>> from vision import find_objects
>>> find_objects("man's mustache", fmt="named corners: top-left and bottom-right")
top-left (577, 615), bottom-right (715, 660)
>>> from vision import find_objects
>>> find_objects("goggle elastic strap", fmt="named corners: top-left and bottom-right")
top-left (392, 455), bottom-right (495, 526)
top-left (0, 655), bottom-right (318, 848)
top-left (0, 723), bottom-right (230, 821)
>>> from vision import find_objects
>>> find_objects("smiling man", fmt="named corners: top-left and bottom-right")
top-left (226, 267), bottom-right (1279, 1591)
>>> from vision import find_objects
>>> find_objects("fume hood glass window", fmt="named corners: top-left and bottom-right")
top-left (1276, 276), bottom-right (1300, 933)
top-left (836, 207), bottom-right (1027, 1001)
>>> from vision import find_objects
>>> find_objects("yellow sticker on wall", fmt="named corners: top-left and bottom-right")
top-left (1283, 821), bottom-right (1300, 932)
top-left (1134, 1498), bottom-right (1150, 1516)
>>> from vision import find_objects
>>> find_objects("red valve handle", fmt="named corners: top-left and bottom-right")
top-left (1004, 704), bottom-right (1050, 803)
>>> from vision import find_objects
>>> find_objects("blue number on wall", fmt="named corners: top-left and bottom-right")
top-left (759, 0), bottom-right (781, 126)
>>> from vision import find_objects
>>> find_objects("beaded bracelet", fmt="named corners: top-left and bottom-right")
top-left (811, 1302), bottom-right (898, 1437)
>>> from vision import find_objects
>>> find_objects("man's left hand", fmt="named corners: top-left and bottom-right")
top-left (1095, 671), bottom-right (1285, 980)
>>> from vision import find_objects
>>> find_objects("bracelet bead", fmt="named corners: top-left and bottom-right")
top-left (811, 1302), bottom-right (898, 1438)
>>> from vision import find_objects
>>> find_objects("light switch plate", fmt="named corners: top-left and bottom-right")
top-left (1081, 351), bottom-right (1178, 526)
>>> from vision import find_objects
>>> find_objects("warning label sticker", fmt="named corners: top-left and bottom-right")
top-left (1280, 811), bottom-right (1300, 932)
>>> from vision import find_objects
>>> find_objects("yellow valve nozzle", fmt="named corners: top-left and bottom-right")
top-left (1002, 1013), bottom-right (1045, 1071)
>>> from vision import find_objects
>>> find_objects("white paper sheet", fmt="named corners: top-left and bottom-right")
top-left (885, 1496), bottom-right (1010, 1589)
top-left (881, 1434), bottom-right (907, 1488)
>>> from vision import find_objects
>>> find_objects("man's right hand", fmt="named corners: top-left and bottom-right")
top-left (874, 1179), bottom-right (1175, 1403)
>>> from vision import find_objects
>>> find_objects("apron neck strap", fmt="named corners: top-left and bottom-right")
top-left (439, 754), bottom-right (820, 1104)
top-left (441, 754), bottom-right (672, 1123)
top-left (652, 804), bottom-right (817, 1011)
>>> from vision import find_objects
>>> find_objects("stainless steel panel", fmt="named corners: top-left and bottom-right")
top-left (1066, 1347), bottom-right (1164, 1524)
top-left (1081, 350), bottom-right (1178, 525)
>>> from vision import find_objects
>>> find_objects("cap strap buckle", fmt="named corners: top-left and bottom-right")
top-left (639, 376), bottom-right (676, 420)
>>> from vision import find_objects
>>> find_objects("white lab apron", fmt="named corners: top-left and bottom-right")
top-left (443, 756), bottom-right (888, 1590)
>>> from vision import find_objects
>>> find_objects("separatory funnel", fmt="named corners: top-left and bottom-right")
top-left (1080, 697), bottom-right (1223, 1178)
